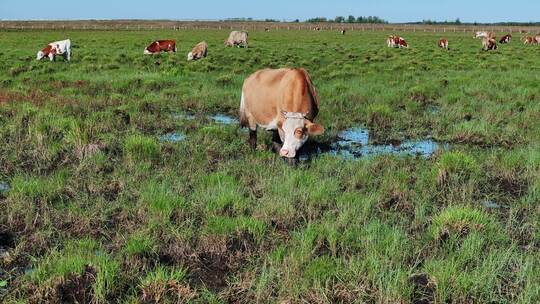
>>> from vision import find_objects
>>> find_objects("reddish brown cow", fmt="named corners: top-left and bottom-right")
top-left (438, 38), bottom-right (449, 49)
top-left (483, 38), bottom-right (498, 51)
top-left (144, 40), bottom-right (177, 54)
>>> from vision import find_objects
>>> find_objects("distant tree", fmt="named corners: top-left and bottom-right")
top-left (334, 16), bottom-right (345, 23)
top-left (455, 18), bottom-right (461, 25)
top-left (306, 17), bottom-right (328, 23)
top-left (293, 19), bottom-right (300, 23)
top-left (347, 15), bottom-right (356, 23)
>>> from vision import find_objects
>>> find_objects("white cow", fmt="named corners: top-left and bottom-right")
top-left (37, 39), bottom-right (71, 61)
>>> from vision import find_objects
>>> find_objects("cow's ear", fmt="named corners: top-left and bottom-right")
top-left (306, 121), bottom-right (324, 136)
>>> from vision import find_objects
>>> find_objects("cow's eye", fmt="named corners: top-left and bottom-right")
top-left (294, 128), bottom-right (304, 139)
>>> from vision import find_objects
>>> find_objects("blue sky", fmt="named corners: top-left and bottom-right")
top-left (1, 0), bottom-right (538, 23)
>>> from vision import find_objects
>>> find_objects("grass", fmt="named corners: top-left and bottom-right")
top-left (0, 28), bottom-right (539, 303)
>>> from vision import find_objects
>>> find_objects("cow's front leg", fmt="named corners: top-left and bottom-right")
top-left (271, 130), bottom-right (282, 153)
top-left (249, 129), bottom-right (257, 151)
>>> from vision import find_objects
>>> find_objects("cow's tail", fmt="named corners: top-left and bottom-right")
top-left (239, 91), bottom-right (249, 128)
top-left (298, 68), bottom-right (320, 116)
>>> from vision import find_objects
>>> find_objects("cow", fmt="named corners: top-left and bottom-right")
top-left (522, 36), bottom-right (535, 44)
top-left (36, 39), bottom-right (71, 61)
top-left (187, 41), bottom-right (208, 61)
top-left (482, 38), bottom-right (498, 51)
top-left (239, 68), bottom-right (324, 161)
top-left (521, 35), bottom-right (539, 45)
top-left (224, 31), bottom-right (249, 48)
top-left (341, 29), bottom-right (346, 35)
top-left (387, 35), bottom-right (408, 48)
top-left (144, 40), bottom-right (176, 54)
top-left (499, 34), bottom-right (512, 44)
top-left (474, 31), bottom-right (495, 39)
top-left (438, 38), bottom-right (449, 49)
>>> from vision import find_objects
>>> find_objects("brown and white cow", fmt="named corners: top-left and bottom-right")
top-left (474, 31), bottom-right (496, 39)
top-left (37, 39), bottom-right (71, 61)
top-left (387, 35), bottom-right (408, 48)
top-left (341, 29), bottom-right (346, 35)
top-left (499, 34), bottom-right (512, 44)
top-left (225, 31), bottom-right (249, 48)
top-left (438, 38), bottom-right (449, 49)
top-left (144, 40), bottom-right (176, 54)
top-left (482, 38), bottom-right (498, 51)
top-left (187, 41), bottom-right (208, 61)
top-left (240, 68), bottom-right (324, 160)
top-left (523, 35), bottom-right (540, 45)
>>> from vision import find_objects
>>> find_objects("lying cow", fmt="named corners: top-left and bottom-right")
top-left (224, 31), bottom-right (249, 48)
top-left (240, 68), bottom-right (324, 161)
top-left (387, 35), bottom-right (408, 48)
top-left (482, 38), bottom-right (498, 51)
top-left (37, 39), bottom-right (71, 61)
top-left (187, 41), bottom-right (208, 61)
top-left (499, 34), bottom-right (512, 44)
top-left (438, 38), bottom-right (449, 49)
top-left (144, 40), bottom-right (176, 54)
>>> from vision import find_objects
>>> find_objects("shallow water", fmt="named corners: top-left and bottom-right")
top-left (0, 182), bottom-right (10, 193)
top-left (210, 114), bottom-right (238, 125)
top-left (159, 132), bottom-right (186, 142)
top-left (482, 200), bottom-right (509, 209)
top-left (299, 127), bottom-right (448, 161)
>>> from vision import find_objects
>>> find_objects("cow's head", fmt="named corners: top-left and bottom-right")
top-left (143, 48), bottom-right (152, 55)
top-left (277, 111), bottom-right (324, 158)
top-left (36, 50), bottom-right (45, 60)
top-left (187, 52), bottom-right (194, 61)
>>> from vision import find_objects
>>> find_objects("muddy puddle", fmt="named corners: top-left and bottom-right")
top-left (299, 127), bottom-right (448, 161)
top-left (161, 113), bottom-right (239, 142)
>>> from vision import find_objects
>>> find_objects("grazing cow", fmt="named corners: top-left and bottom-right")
top-left (438, 38), bottom-right (449, 49)
top-left (387, 35), bottom-right (408, 48)
top-left (265, 28), bottom-right (270, 32)
top-left (240, 68), bottom-right (324, 160)
top-left (36, 39), bottom-right (71, 61)
top-left (474, 31), bottom-right (496, 39)
top-left (499, 34), bottom-right (512, 44)
top-left (144, 40), bottom-right (176, 54)
top-left (341, 29), bottom-right (346, 35)
top-left (225, 31), bottom-right (249, 48)
top-left (482, 38), bottom-right (498, 51)
top-left (187, 41), bottom-right (208, 61)
top-left (522, 36), bottom-right (534, 44)
top-left (314, 27), bottom-right (321, 31)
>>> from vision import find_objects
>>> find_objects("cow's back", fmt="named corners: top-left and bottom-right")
top-left (242, 68), bottom-right (318, 126)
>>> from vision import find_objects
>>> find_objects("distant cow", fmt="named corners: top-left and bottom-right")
top-left (240, 68), bottom-right (324, 160)
top-left (387, 35), bottom-right (408, 48)
top-left (37, 39), bottom-right (71, 61)
top-left (341, 29), bottom-right (346, 35)
top-left (438, 38), bottom-right (449, 49)
top-left (482, 38), bottom-right (498, 51)
top-left (474, 31), bottom-right (496, 39)
top-left (225, 31), bottom-right (249, 48)
top-left (314, 27), bottom-right (321, 31)
top-left (187, 41), bottom-right (208, 61)
top-left (521, 35), bottom-right (539, 45)
top-left (144, 40), bottom-right (176, 54)
top-left (499, 34), bottom-right (512, 44)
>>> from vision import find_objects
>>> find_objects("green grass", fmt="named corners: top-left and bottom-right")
top-left (0, 28), bottom-right (539, 303)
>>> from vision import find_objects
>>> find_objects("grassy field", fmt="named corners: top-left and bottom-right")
top-left (0, 29), bottom-right (539, 303)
